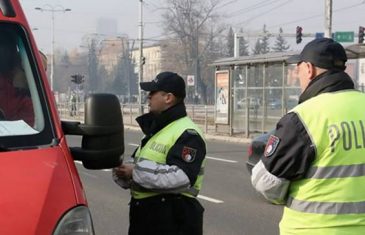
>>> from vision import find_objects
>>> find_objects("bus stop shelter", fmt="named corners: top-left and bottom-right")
top-left (211, 51), bottom-right (300, 137)
top-left (211, 43), bottom-right (365, 137)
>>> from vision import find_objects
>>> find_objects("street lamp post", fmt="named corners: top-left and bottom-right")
top-left (138, 0), bottom-right (144, 115)
top-left (35, 5), bottom-right (71, 91)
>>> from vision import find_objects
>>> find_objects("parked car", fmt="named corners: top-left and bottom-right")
top-left (267, 98), bottom-right (282, 109)
top-left (267, 98), bottom-right (298, 110)
top-left (246, 130), bottom-right (274, 174)
top-left (237, 97), bottom-right (261, 110)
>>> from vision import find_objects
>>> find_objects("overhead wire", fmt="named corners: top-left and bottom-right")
top-left (234, 0), bottom-right (294, 26)
top-left (144, 0), bottom-right (161, 11)
top-left (217, 0), bottom-right (240, 9)
top-left (227, 0), bottom-right (280, 17)
top-left (266, 0), bottom-right (365, 30)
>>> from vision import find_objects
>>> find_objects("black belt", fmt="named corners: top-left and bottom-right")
top-left (130, 194), bottom-right (189, 206)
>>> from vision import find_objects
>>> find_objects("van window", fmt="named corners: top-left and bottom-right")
top-left (0, 23), bottom-right (54, 148)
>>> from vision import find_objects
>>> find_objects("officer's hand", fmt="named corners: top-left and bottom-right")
top-left (114, 164), bottom-right (134, 180)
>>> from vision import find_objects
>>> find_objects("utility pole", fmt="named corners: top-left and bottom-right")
top-left (195, 22), bottom-right (199, 101)
top-left (234, 33), bottom-right (240, 58)
top-left (138, 0), bottom-right (144, 115)
top-left (324, 0), bottom-right (332, 38)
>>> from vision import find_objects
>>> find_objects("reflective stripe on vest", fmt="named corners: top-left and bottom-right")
top-left (132, 116), bottom-right (205, 199)
top-left (287, 196), bottom-right (365, 214)
top-left (280, 90), bottom-right (365, 233)
top-left (305, 163), bottom-right (365, 179)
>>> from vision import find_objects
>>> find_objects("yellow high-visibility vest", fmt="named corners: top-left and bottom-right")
top-left (280, 90), bottom-right (365, 235)
top-left (132, 116), bottom-right (206, 199)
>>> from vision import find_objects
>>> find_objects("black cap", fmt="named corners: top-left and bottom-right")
top-left (140, 71), bottom-right (186, 98)
top-left (287, 38), bottom-right (347, 70)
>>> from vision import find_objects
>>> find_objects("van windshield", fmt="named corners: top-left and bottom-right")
top-left (0, 23), bottom-right (54, 148)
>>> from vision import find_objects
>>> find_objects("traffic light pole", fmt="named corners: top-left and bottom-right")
top-left (296, 26), bottom-right (303, 44)
top-left (359, 26), bottom-right (365, 43)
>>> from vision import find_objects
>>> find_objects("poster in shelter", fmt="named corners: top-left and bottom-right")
top-left (215, 70), bottom-right (229, 124)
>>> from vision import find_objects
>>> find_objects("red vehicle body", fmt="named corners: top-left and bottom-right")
top-left (0, 1), bottom-right (124, 234)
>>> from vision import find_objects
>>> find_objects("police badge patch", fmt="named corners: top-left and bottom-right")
top-left (182, 146), bottom-right (197, 163)
top-left (264, 135), bottom-right (280, 157)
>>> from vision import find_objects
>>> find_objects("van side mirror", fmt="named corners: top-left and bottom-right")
top-left (62, 93), bottom-right (124, 169)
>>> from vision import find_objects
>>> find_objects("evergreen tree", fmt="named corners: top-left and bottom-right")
top-left (87, 39), bottom-right (99, 92)
top-left (252, 39), bottom-right (262, 55)
top-left (238, 28), bottom-right (249, 56)
top-left (252, 24), bottom-right (270, 55)
top-left (226, 27), bottom-right (249, 57)
top-left (61, 51), bottom-right (70, 66)
top-left (272, 28), bottom-right (290, 52)
top-left (54, 49), bottom-right (72, 92)
top-left (226, 27), bottom-right (234, 57)
top-left (110, 55), bottom-right (127, 95)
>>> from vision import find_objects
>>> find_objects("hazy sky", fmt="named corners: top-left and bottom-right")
top-left (19, 0), bottom-right (365, 53)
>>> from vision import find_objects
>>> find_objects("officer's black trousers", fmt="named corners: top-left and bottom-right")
top-left (128, 194), bottom-right (204, 235)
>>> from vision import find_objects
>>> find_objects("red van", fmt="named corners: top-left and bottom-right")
top-left (0, 0), bottom-right (124, 234)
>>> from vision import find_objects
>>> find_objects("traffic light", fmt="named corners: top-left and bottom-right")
top-left (141, 56), bottom-right (146, 65)
top-left (359, 26), bottom-right (365, 43)
top-left (70, 74), bottom-right (85, 85)
top-left (296, 26), bottom-right (303, 44)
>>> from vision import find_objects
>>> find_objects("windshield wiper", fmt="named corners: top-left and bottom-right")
top-left (0, 145), bottom-right (40, 152)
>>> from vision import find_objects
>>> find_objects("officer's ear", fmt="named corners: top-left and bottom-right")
top-left (164, 92), bottom-right (177, 105)
top-left (312, 66), bottom-right (328, 80)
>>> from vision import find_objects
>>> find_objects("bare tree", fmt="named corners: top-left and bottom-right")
top-left (161, 0), bottom-right (225, 104)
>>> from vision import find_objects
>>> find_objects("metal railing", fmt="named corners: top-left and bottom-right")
top-left (57, 102), bottom-right (216, 135)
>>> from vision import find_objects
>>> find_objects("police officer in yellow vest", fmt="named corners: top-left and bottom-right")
top-left (114, 71), bottom-right (206, 235)
top-left (251, 38), bottom-right (365, 235)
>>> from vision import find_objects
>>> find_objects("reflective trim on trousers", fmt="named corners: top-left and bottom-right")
top-left (287, 196), bottom-right (365, 214)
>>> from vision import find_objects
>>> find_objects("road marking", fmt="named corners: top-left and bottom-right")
top-left (80, 171), bottom-right (98, 178)
top-left (198, 195), bottom-right (224, 203)
top-left (206, 156), bottom-right (237, 163)
top-left (128, 143), bottom-right (139, 147)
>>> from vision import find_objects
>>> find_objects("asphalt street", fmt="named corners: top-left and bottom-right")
top-left (68, 129), bottom-right (283, 235)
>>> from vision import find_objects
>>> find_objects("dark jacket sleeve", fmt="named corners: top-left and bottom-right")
top-left (166, 129), bottom-right (206, 185)
top-left (261, 112), bottom-right (316, 180)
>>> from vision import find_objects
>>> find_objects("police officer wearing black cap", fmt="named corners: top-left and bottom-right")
top-left (252, 38), bottom-right (365, 234)
top-left (114, 71), bottom-right (206, 235)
